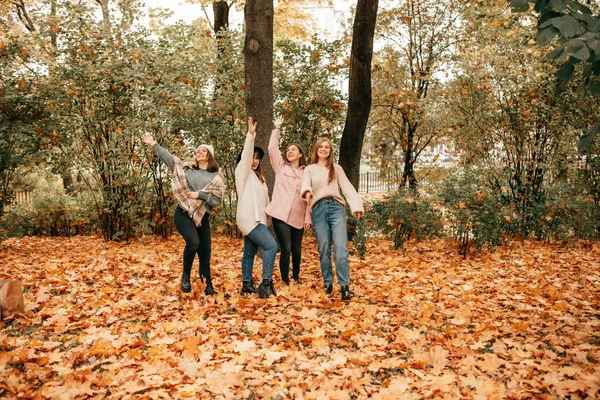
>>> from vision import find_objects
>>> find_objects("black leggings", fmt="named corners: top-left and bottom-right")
top-left (272, 217), bottom-right (304, 282)
top-left (174, 206), bottom-right (212, 283)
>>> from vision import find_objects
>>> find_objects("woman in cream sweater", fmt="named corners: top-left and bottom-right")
top-left (235, 117), bottom-right (278, 298)
top-left (301, 138), bottom-right (364, 301)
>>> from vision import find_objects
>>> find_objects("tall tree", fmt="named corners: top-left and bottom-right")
top-left (510, 0), bottom-right (600, 151)
top-left (4, 0), bottom-right (76, 192)
top-left (213, 0), bottom-right (230, 33)
top-left (447, 5), bottom-right (599, 235)
top-left (244, 0), bottom-right (275, 189)
top-left (338, 0), bottom-right (379, 188)
top-left (368, 0), bottom-right (465, 189)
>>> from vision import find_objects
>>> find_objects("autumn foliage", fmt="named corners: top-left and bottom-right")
top-left (1, 235), bottom-right (599, 398)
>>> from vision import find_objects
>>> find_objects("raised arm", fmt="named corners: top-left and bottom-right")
top-left (234, 118), bottom-right (258, 193)
top-left (268, 117), bottom-right (285, 173)
top-left (142, 133), bottom-right (175, 172)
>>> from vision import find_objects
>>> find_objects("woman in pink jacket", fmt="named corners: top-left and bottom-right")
top-left (265, 117), bottom-right (311, 285)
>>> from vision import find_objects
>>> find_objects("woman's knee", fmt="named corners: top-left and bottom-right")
top-left (264, 237), bottom-right (278, 254)
top-left (185, 237), bottom-right (200, 253)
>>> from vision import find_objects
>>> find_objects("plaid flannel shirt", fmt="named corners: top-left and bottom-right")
top-left (172, 156), bottom-right (225, 227)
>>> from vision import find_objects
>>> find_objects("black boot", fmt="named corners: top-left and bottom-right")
top-left (326, 284), bottom-right (333, 295)
top-left (204, 285), bottom-right (217, 296)
top-left (200, 265), bottom-right (217, 296)
top-left (180, 266), bottom-right (192, 293)
top-left (270, 280), bottom-right (277, 297)
top-left (341, 286), bottom-right (351, 301)
top-left (257, 279), bottom-right (274, 298)
top-left (241, 280), bottom-right (257, 294)
top-left (204, 276), bottom-right (217, 296)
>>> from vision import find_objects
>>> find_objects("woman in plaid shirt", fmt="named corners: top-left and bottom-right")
top-left (142, 133), bottom-right (225, 296)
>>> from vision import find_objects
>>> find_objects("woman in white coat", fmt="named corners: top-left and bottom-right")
top-left (235, 117), bottom-right (278, 298)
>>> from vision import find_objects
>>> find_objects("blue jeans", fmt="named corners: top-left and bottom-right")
top-left (242, 223), bottom-right (278, 281)
top-left (311, 198), bottom-right (350, 287)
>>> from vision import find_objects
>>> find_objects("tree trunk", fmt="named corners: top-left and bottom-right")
top-left (402, 123), bottom-right (417, 189)
top-left (0, 280), bottom-right (25, 320)
top-left (244, 0), bottom-right (275, 192)
top-left (95, 0), bottom-right (112, 39)
top-left (213, 1), bottom-right (230, 34)
top-left (50, 0), bottom-right (57, 51)
top-left (14, 0), bottom-right (36, 32)
top-left (338, 0), bottom-right (379, 188)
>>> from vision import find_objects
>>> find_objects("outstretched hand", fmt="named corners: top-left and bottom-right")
top-left (248, 117), bottom-right (257, 136)
top-left (141, 133), bottom-right (156, 146)
top-left (274, 116), bottom-right (284, 129)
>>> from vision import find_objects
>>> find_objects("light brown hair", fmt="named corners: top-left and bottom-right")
top-left (311, 137), bottom-right (336, 184)
top-left (183, 150), bottom-right (219, 173)
top-left (286, 143), bottom-right (307, 167)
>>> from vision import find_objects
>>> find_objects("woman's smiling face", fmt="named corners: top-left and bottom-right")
top-left (251, 152), bottom-right (261, 170)
top-left (196, 147), bottom-right (209, 163)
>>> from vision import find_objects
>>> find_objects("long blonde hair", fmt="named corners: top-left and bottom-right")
top-left (311, 137), bottom-right (336, 184)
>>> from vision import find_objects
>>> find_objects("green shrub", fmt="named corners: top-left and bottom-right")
top-left (441, 169), bottom-right (515, 256)
top-left (365, 190), bottom-right (444, 250)
top-left (0, 190), bottom-right (97, 238)
top-left (536, 182), bottom-right (600, 241)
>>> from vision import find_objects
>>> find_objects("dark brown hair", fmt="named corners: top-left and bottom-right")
top-left (253, 151), bottom-right (265, 182)
top-left (205, 151), bottom-right (219, 173)
top-left (183, 149), bottom-right (219, 172)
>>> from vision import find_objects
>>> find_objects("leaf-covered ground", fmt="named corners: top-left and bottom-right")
top-left (1, 234), bottom-right (599, 399)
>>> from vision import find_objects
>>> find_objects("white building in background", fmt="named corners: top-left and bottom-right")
top-left (298, 0), bottom-right (351, 40)
top-left (145, 0), bottom-right (352, 35)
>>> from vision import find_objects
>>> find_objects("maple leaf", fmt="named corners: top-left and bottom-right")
top-left (41, 375), bottom-right (100, 399)
top-left (263, 350), bottom-right (287, 367)
top-left (2, 235), bottom-right (599, 398)
top-left (429, 345), bottom-right (449, 374)
top-left (233, 338), bottom-right (256, 353)
top-left (203, 371), bottom-right (244, 394)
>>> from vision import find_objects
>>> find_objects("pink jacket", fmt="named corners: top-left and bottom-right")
top-left (265, 129), bottom-right (311, 229)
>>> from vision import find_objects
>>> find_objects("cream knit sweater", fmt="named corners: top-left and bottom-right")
top-left (301, 164), bottom-right (364, 214)
top-left (235, 133), bottom-right (270, 236)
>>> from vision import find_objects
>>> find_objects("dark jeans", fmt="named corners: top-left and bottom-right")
top-left (174, 206), bottom-right (212, 284)
top-left (272, 217), bottom-right (304, 283)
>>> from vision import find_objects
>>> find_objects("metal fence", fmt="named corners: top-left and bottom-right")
top-left (358, 172), bottom-right (393, 193)
top-left (12, 189), bottom-right (34, 204)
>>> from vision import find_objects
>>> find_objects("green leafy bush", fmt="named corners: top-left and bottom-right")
top-left (535, 182), bottom-right (600, 241)
top-left (364, 190), bottom-right (444, 250)
top-left (441, 169), bottom-right (515, 256)
top-left (0, 190), bottom-right (96, 238)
